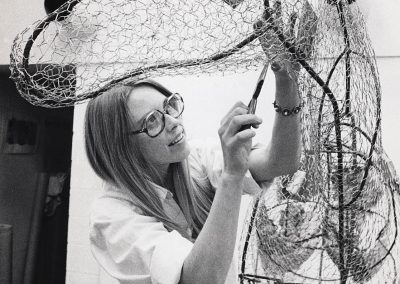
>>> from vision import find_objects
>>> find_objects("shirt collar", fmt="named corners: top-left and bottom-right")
top-left (104, 181), bottom-right (173, 204)
top-left (104, 181), bottom-right (189, 234)
top-left (148, 181), bottom-right (174, 200)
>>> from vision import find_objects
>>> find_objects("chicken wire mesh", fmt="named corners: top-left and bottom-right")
top-left (237, 2), bottom-right (400, 283)
top-left (9, 0), bottom-right (400, 283)
top-left (10, 0), bottom-right (320, 107)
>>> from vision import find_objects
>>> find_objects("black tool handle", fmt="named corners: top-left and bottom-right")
top-left (237, 64), bottom-right (268, 133)
top-left (238, 98), bottom-right (257, 132)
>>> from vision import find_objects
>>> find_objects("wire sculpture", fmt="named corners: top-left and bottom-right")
top-left (236, 1), bottom-right (400, 283)
top-left (9, 0), bottom-right (400, 282)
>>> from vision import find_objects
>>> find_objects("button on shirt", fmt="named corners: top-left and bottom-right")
top-left (89, 139), bottom-right (265, 284)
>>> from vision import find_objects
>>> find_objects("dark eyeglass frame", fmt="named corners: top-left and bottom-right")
top-left (128, 93), bottom-right (184, 138)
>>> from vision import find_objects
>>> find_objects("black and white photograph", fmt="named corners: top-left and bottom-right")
top-left (1, 0), bottom-right (399, 283)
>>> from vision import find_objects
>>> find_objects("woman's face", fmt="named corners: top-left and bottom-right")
top-left (127, 85), bottom-right (190, 167)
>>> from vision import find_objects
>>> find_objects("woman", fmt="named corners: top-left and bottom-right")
top-left (85, 60), bottom-right (302, 284)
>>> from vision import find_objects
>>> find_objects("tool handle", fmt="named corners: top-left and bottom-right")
top-left (238, 98), bottom-right (257, 132)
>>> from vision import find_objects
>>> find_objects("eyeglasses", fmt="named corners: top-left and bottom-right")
top-left (128, 93), bottom-right (184, 138)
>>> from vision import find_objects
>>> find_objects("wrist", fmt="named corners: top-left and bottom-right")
top-left (220, 172), bottom-right (245, 190)
top-left (273, 100), bottom-right (304, 116)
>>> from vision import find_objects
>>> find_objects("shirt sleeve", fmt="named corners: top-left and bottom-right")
top-left (89, 196), bottom-right (193, 284)
top-left (189, 138), bottom-right (269, 195)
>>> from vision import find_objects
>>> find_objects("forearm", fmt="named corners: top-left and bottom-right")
top-left (180, 173), bottom-right (244, 284)
top-left (250, 71), bottom-right (302, 181)
top-left (268, 73), bottom-right (302, 175)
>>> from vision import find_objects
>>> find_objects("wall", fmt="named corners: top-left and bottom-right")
top-left (0, 0), bottom-right (46, 62)
top-left (362, 0), bottom-right (400, 171)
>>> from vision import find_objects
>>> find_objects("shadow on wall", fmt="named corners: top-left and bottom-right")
top-left (0, 65), bottom-right (74, 284)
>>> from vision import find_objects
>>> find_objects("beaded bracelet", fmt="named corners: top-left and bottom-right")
top-left (273, 100), bottom-right (304, 116)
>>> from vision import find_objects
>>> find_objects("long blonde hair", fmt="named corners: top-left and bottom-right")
top-left (84, 81), bottom-right (214, 240)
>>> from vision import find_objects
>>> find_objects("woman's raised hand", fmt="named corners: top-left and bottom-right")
top-left (218, 102), bottom-right (262, 177)
top-left (254, 0), bottom-right (317, 81)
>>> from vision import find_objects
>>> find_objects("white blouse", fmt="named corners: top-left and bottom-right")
top-left (89, 139), bottom-right (264, 284)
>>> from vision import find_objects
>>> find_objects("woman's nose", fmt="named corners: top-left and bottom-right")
top-left (164, 114), bottom-right (180, 132)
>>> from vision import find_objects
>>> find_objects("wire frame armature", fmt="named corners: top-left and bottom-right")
top-left (238, 1), bottom-right (400, 283)
top-left (10, 0), bottom-right (314, 107)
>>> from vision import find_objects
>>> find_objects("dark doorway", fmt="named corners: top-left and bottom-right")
top-left (0, 65), bottom-right (74, 284)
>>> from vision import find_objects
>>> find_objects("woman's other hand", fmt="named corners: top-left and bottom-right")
top-left (218, 102), bottom-right (262, 177)
top-left (254, 0), bottom-right (317, 79)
